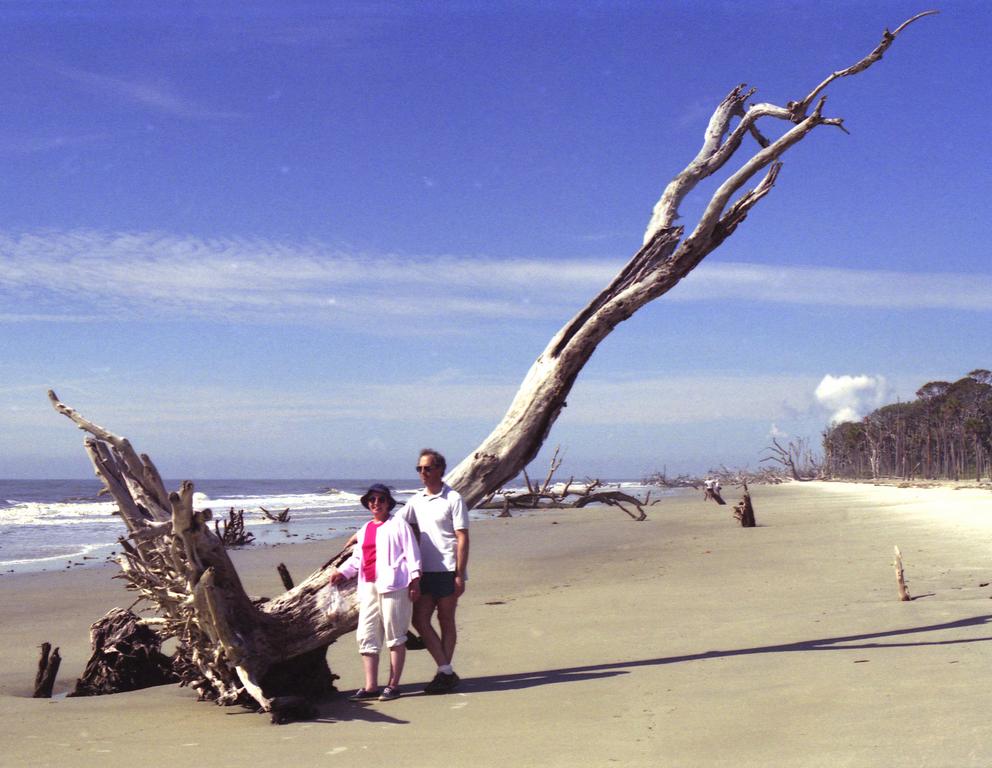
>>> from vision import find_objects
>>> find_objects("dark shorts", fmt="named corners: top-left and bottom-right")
top-left (421, 571), bottom-right (456, 599)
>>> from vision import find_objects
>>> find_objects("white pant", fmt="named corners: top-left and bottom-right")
top-left (356, 580), bottom-right (413, 655)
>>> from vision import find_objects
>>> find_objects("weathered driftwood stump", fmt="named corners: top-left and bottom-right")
top-left (33, 642), bottom-right (61, 698)
top-left (732, 484), bottom-right (757, 528)
top-left (893, 545), bottom-right (911, 601)
top-left (70, 608), bottom-right (178, 696)
top-left (214, 508), bottom-right (255, 547)
top-left (49, 390), bottom-right (359, 713)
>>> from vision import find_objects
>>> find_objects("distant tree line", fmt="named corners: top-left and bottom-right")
top-left (822, 370), bottom-right (992, 481)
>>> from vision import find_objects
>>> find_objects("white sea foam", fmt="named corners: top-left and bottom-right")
top-left (0, 499), bottom-right (118, 526)
top-left (0, 486), bottom-right (373, 573)
top-left (2, 541), bottom-right (112, 567)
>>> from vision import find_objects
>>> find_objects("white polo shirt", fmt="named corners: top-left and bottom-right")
top-left (399, 484), bottom-right (468, 574)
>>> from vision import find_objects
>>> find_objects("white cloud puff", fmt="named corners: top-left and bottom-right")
top-left (814, 374), bottom-right (888, 425)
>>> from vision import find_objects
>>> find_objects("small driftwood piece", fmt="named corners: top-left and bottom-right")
top-left (70, 608), bottom-right (178, 696)
top-left (33, 642), bottom-right (61, 698)
top-left (732, 482), bottom-right (756, 527)
top-left (893, 545), bottom-right (911, 601)
top-left (214, 508), bottom-right (255, 547)
top-left (261, 506), bottom-right (291, 523)
top-left (277, 563), bottom-right (294, 591)
top-left (704, 486), bottom-right (727, 505)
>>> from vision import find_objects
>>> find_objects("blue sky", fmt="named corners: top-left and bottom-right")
top-left (2, 1), bottom-right (989, 480)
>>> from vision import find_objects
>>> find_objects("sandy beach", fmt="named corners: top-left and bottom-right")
top-left (2, 481), bottom-right (991, 767)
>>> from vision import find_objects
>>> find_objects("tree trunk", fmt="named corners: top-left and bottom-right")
top-left (47, 12), bottom-right (933, 713)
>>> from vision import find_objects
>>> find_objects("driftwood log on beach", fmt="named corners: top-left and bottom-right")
top-left (733, 483), bottom-right (757, 528)
top-left (894, 545), bottom-right (911, 601)
top-left (704, 487), bottom-right (727, 505)
top-left (48, 12), bottom-right (932, 713)
top-left (33, 642), bottom-right (61, 698)
top-left (69, 608), bottom-right (178, 697)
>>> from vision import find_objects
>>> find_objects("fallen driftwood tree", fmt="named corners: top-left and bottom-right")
top-left (481, 478), bottom-right (653, 521)
top-left (50, 391), bottom-right (355, 709)
top-left (49, 12), bottom-right (932, 714)
top-left (478, 447), bottom-right (657, 520)
top-left (260, 506), bottom-right (291, 523)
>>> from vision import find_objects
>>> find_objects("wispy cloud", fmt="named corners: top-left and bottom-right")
top-left (676, 262), bottom-right (992, 311)
top-left (33, 372), bottom-right (820, 435)
top-left (563, 374), bottom-right (821, 426)
top-left (0, 132), bottom-right (109, 156)
top-left (55, 66), bottom-right (243, 120)
top-left (1, 229), bottom-right (988, 329)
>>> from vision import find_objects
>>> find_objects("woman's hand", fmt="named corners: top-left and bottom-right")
top-left (329, 568), bottom-right (344, 586)
top-left (408, 577), bottom-right (421, 602)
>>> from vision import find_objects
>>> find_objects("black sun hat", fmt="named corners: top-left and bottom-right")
top-left (360, 483), bottom-right (397, 511)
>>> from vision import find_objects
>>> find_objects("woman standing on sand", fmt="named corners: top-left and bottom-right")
top-left (330, 484), bottom-right (421, 701)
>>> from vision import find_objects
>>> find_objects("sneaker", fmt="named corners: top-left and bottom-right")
top-left (424, 671), bottom-right (460, 695)
top-left (348, 687), bottom-right (379, 701)
top-left (378, 686), bottom-right (400, 701)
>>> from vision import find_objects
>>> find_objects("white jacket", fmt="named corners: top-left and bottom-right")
top-left (337, 515), bottom-right (422, 593)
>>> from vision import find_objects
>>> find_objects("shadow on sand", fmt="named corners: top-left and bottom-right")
top-left (459, 614), bottom-right (992, 695)
top-left (283, 614), bottom-right (991, 724)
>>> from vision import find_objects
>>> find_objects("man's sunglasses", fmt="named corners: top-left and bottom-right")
top-left (416, 465), bottom-right (438, 473)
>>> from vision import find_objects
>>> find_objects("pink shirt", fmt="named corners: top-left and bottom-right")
top-left (338, 515), bottom-right (423, 593)
top-left (360, 520), bottom-right (384, 582)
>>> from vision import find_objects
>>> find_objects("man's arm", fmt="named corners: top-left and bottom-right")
top-left (398, 499), bottom-right (421, 541)
top-left (454, 528), bottom-right (469, 597)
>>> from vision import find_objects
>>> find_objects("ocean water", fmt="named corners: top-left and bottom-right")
top-left (0, 478), bottom-right (409, 574)
top-left (0, 478), bottom-right (670, 574)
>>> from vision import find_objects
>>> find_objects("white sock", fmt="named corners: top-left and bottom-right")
top-left (438, 664), bottom-right (453, 675)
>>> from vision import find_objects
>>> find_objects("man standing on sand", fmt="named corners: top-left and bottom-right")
top-left (398, 448), bottom-right (469, 695)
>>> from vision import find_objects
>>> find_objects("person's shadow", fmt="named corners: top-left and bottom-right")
top-left (283, 614), bottom-right (991, 723)
top-left (459, 614), bottom-right (992, 694)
